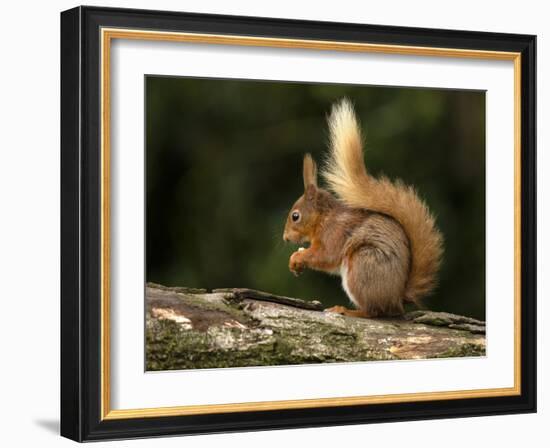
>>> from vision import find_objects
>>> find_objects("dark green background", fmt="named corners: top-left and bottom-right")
top-left (146, 76), bottom-right (486, 319)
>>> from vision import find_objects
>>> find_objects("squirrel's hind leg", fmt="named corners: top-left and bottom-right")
top-left (324, 261), bottom-right (376, 318)
top-left (339, 249), bottom-right (407, 318)
top-left (325, 305), bottom-right (372, 318)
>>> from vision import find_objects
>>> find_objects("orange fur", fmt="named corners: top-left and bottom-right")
top-left (322, 99), bottom-right (444, 304)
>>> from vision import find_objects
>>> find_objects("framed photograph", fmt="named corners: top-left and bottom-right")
top-left (60, 6), bottom-right (536, 441)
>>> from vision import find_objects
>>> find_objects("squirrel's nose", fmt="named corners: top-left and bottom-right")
top-left (283, 233), bottom-right (289, 242)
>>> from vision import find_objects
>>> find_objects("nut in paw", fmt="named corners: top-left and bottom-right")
top-left (289, 251), bottom-right (306, 276)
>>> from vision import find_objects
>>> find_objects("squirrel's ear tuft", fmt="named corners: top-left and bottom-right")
top-left (303, 153), bottom-right (318, 191)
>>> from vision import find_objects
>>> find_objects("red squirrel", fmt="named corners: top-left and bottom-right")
top-left (283, 99), bottom-right (443, 318)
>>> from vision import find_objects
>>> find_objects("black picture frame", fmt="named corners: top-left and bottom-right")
top-left (61, 5), bottom-right (536, 442)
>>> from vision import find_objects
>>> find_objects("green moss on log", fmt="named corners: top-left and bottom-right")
top-left (146, 284), bottom-right (486, 371)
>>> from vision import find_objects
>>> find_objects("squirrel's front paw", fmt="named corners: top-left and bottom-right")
top-left (289, 251), bottom-right (306, 276)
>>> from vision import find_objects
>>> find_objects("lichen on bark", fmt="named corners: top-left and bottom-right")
top-left (146, 283), bottom-right (486, 371)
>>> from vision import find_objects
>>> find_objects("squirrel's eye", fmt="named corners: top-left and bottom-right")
top-left (291, 211), bottom-right (300, 222)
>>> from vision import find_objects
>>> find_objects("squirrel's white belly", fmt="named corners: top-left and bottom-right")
top-left (340, 262), bottom-right (360, 308)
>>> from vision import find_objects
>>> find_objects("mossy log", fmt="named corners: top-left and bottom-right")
top-left (146, 282), bottom-right (486, 371)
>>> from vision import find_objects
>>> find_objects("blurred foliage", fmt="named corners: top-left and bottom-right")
top-left (146, 77), bottom-right (486, 319)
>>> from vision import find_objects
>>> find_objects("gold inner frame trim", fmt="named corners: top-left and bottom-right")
top-left (100, 27), bottom-right (522, 420)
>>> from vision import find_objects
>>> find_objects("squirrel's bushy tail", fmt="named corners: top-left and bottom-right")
top-left (322, 99), bottom-right (443, 303)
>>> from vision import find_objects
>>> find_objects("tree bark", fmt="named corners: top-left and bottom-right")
top-left (146, 282), bottom-right (486, 371)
